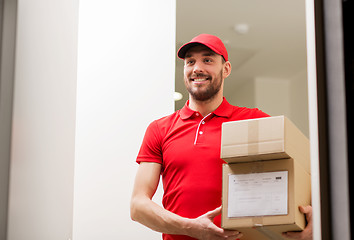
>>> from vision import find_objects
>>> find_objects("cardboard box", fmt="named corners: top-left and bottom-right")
top-left (221, 158), bottom-right (311, 239)
top-left (220, 116), bottom-right (310, 173)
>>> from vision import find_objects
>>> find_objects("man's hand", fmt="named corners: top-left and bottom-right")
top-left (282, 205), bottom-right (313, 240)
top-left (187, 206), bottom-right (243, 240)
top-left (131, 164), bottom-right (242, 239)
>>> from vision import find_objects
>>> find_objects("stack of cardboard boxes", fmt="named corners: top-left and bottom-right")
top-left (220, 116), bottom-right (311, 240)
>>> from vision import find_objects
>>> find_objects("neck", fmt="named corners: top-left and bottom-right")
top-left (188, 93), bottom-right (223, 117)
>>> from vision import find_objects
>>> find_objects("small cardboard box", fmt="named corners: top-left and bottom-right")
top-left (220, 116), bottom-right (310, 173)
top-left (221, 159), bottom-right (311, 239)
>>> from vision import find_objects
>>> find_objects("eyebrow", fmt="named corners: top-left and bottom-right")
top-left (185, 51), bottom-right (216, 59)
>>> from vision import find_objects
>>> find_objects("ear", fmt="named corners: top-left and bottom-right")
top-left (223, 61), bottom-right (232, 78)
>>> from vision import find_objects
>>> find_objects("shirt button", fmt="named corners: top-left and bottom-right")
top-left (202, 121), bottom-right (205, 124)
top-left (199, 131), bottom-right (203, 135)
top-left (196, 113), bottom-right (199, 116)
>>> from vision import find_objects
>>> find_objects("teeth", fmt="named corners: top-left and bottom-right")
top-left (193, 78), bottom-right (207, 82)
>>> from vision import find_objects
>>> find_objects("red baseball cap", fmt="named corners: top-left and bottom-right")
top-left (177, 34), bottom-right (228, 61)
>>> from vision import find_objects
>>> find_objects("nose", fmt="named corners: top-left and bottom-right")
top-left (193, 61), bottom-right (204, 73)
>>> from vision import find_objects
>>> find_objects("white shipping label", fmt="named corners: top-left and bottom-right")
top-left (228, 171), bottom-right (288, 218)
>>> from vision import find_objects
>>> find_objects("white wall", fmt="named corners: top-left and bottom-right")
top-left (73, 1), bottom-right (175, 239)
top-left (290, 70), bottom-right (309, 136)
top-left (230, 75), bottom-right (309, 137)
top-left (254, 77), bottom-right (292, 118)
top-left (7, 0), bottom-right (79, 239)
top-left (228, 79), bottom-right (255, 108)
top-left (7, 1), bottom-right (175, 240)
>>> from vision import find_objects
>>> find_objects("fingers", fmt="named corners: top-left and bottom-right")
top-left (206, 206), bottom-right (222, 219)
top-left (216, 230), bottom-right (242, 240)
top-left (299, 205), bottom-right (312, 222)
top-left (299, 205), bottom-right (312, 214)
top-left (225, 231), bottom-right (243, 240)
top-left (197, 206), bottom-right (243, 240)
top-left (282, 231), bottom-right (302, 239)
top-left (212, 224), bottom-right (243, 239)
top-left (282, 206), bottom-right (313, 240)
top-left (200, 218), bottom-right (241, 239)
top-left (223, 229), bottom-right (241, 236)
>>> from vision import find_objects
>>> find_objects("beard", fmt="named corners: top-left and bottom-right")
top-left (185, 70), bottom-right (223, 101)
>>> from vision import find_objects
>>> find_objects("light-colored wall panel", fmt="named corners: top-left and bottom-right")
top-left (254, 77), bottom-right (291, 118)
top-left (7, 0), bottom-right (79, 239)
top-left (73, 1), bottom-right (175, 239)
top-left (290, 70), bottom-right (309, 136)
top-left (227, 79), bottom-right (255, 108)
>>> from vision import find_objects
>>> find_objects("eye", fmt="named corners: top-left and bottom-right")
top-left (185, 59), bottom-right (194, 65)
top-left (204, 58), bottom-right (213, 63)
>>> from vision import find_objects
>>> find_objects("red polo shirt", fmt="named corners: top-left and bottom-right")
top-left (136, 98), bottom-right (269, 240)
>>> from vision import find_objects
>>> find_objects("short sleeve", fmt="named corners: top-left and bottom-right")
top-left (253, 108), bottom-right (271, 118)
top-left (236, 107), bottom-right (271, 120)
top-left (136, 120), bottom-right (163, 164)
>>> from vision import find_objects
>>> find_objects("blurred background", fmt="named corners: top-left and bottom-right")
top-left (0, 0), bottom-right (313, 240)
top-left (175, 0), bottom-right (309, 136)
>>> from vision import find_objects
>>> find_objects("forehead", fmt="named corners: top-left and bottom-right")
top-left (184, 45), bottom-right (218, 58)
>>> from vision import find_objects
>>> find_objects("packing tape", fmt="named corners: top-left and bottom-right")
top-left (250, 161), bottom-right (264, 173)
top-left (248, 120), bottom-right (259, 155)
top-left (252, 216), bottom-right (264, 226)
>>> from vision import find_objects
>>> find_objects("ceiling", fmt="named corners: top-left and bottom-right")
top-left (175, 0), bottom-right (307, 110)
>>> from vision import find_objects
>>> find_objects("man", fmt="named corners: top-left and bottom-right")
top-left (130, 34), bottom-right (312, 240)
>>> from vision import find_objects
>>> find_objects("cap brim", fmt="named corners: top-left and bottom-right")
top-left (177, 41), bottom-right (226, 61)
top-left (177, 42), bottom-right (202, 59)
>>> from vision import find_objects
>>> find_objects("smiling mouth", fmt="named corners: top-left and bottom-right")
top-left (191, 76), bottom-right (210, 82)
top-left (193, 78), bottom-right (208, 82)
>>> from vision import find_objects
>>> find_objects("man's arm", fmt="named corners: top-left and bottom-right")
top-left (130, 162), bottom-right (242, 240)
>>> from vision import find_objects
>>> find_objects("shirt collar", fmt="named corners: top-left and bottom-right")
top-left (179, 97), bottom-right (233, 120)
top-left (179, 100), bottom-right (195, 119)
top-left (213, 97), bottom-right (234, 118)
